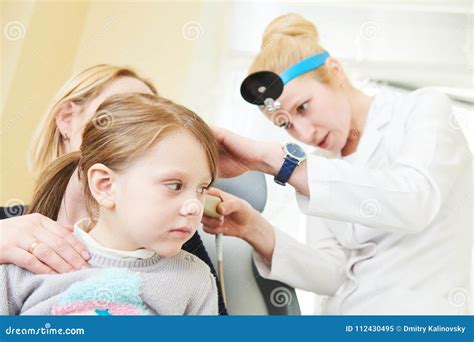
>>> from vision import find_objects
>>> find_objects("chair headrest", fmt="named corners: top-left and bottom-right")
top-left (212, 171), bottom-right (267, 213)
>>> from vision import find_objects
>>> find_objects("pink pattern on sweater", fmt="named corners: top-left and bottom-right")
top-left (52, 301), bottom-right (141, 315)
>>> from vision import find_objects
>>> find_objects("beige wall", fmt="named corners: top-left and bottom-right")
top-left (1, 1), bottom-right (230, 204)
top-left (2, 1), bottom-right (90, 205)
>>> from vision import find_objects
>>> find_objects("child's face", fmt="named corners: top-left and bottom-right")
top-left (93, 131), bottom-right (213, 257)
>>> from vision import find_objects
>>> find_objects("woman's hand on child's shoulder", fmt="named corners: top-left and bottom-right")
top-left (0, 213), bottom-right (90, 274)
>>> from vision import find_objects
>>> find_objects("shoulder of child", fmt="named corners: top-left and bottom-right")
top-left (168, 250), bottom-right (213, 277)
top-left (1, 263), bottom-right (38, 314)
top-left (1, 262), bottom-right (35, 281)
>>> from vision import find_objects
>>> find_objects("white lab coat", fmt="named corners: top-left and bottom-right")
top-left (253, 88), bottom-right (472, 314)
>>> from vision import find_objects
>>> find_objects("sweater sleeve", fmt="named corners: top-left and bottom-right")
top-left (0, 264), bottom-right (29, 315)
top-left (185, 272), bottom-right (218, 315)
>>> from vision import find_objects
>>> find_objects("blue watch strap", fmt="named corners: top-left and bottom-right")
top-left (274, 156), bottom-right (299, 186)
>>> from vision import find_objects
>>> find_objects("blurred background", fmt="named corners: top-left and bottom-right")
top-left (1, 0), bottom-right (473, 314)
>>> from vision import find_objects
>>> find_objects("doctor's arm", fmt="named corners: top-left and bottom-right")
top-left (201, 188), bottom-right (349, 296)
top-left (251, 217), bottom-right (349, 296)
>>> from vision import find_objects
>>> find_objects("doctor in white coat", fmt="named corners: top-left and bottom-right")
top-left (202, 13), bottom-right (472, 314)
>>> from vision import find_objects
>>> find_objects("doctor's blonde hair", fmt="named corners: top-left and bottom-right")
top-left (28, 64), bottom-right (157, 179)
top-left (249, 13), bottom-right (331, 83)
top-left (27, 93), bottom-right (218, 221)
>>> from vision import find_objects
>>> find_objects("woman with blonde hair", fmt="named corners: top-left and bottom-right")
top-left (2, 93), bottom-right (219, 315)
top-left (29, 64), bottom-right (157, 178)
top-left (203, 13), bottom-right (471, 314)
top-left (0, 65), bottom-right (227, 314)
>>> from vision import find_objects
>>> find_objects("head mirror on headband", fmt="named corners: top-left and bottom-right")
top-left (240, 51), bottom-right (330, 116)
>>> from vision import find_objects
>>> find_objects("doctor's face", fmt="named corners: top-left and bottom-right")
top-left (265, 76), bottom-right (351, 153)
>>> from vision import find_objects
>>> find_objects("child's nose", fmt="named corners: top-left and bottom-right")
top-left (179, 198), bottom-right (204, 216)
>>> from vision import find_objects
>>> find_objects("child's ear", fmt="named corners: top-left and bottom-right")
top-left (87, 163), bottom-right (116, 209)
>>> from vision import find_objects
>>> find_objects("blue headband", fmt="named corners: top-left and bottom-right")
top-left (280, 51), bottom-right (330, 85)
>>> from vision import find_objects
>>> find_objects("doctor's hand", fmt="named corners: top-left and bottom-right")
top-left (201, 187), bottom-right (275, 264)
top-left (211, 126), bottom-right (282, 178)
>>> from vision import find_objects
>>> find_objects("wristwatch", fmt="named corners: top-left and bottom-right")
top-left (274, 143), bottom-right (306, 186)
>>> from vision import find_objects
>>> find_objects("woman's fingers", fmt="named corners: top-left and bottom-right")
top-left (32, 226), bottom-right (87, 272)
top-left (202, 224), bottom-right (227, 236)
top-left (205, 187), bottom-right (230, 205)
top-left (0, 213), bottom-right (89, 274)
top-left (216, 198), bottom-right (244, 216)
top-left (27, 240), bottom-right (75, 274)
top-left (40, 217), bottom-right (90, 264)
top-left (7, 247), bottom-right (55, 274)
top-left (206, 187), bottom-right (242, 215)
top-left (205, 187), bottom-right (223, 198)
top-left (211, 126), bottom-right (247, 150)
top-left (201, 216), bottom-right (224, 228)
top-left (210, 125), bottom-right (226, 143)
top-left (211, 126), bottom-right (257, 178)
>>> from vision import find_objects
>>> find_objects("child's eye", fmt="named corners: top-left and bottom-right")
top-left (297, 102), bottom-right (309, 114)
top-left (165, 182), bottom-right (182, 191)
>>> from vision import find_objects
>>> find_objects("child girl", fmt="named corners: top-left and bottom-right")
top-left (1, 93), bottom-right (219, 315)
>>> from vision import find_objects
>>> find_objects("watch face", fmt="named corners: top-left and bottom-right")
top-left (286, 143), bottom-right (305, 159)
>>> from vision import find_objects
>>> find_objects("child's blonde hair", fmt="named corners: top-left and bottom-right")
top-left (28, 64), bottom-right (158, 179)
top-left (27, 93), bottom-right (218, 221)
top-left (249, 13), bottom-right (330, 83)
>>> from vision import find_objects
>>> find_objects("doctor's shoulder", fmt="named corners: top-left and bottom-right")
top-left (402, 87), bottom-right (452, 124)
top-left (400, 87), bottom-right (470, 152)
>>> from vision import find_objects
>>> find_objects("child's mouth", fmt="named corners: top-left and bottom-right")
top-left (169, 227), bottom-right (193, 238)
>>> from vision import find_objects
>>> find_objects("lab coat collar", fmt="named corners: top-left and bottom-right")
top-left (353, 90), bottom-right (394, 166)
